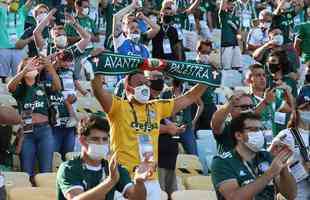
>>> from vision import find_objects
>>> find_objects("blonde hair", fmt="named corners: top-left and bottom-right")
top-left (32, 3), bottom-right (49, 18)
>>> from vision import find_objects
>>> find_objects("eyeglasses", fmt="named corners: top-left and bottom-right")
top-left (235, 104), bottom-right (255, 110)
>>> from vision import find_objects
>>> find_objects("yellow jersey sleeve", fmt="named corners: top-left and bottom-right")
top-left (156, 99), bottom-right (174, 119)
top-left (107, 95), bottom-right (122, 120)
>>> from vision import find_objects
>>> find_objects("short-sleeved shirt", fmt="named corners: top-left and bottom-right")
top-left (107, 96), bottom-right (174, 179)
top-left (114, 34), bottom-right (150, 58)
top-left (0, 5), bottom-right (28, 48)
top-left (56, 155), bottom-right (132, 200)
top-left (12, 84), bottom-right (49, 116)
top-left (247, 27), bottom-right (269, 47)
top-left (214, 122), bottom-right (234, 154)
top-left (296, 22), bottom-right (310, 63)
top-left (219, 10), bottom-right (240, 47)
top-left (211, 150), bottom-right (275, 200)
top-left (152, 24), bottom-right (181, 60)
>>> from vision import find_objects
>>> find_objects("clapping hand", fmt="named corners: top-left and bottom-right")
top-left (134, 154), bottom-right (156, 183)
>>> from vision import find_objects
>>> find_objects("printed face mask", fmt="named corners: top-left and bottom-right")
top-left (133, 84), bottom-right (150, 104)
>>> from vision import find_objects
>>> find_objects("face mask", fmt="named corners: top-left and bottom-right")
top-left (133, 84), bottom-right (150, 104)
top-left (244, 131), bottom-right (265, 152)
top-left (8, 1), bottom-right (19, 13)
top-left (36, 12), bottom-right (48, 23)
top-left (163, 15), bottom-right (173, 24)
top-left (268, 63), bottom-right (281, 74)
top-left (150, 79), bottom-right (164, 91)
top-left (263, 22), bottom-right (271, 29)
top-left (55, 35), bottom-right (68, 48)
top-left (198, 54), bottom-right (210, 64)
top-left (272, 34), bottom-right (284, 46)
top-left (25, 70), bottom-right (38, 78)
top-left (87, 143), bottom-right (109, 160)
top-left (82, 7), bottom-right (89, 16)
top-left (300, 111), bottom-right (310, 124)
top-left (127, 32), bottom-right (141, 43)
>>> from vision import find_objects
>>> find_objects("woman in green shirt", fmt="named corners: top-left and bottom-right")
top-left (7, 56), bottom-right (61, 185)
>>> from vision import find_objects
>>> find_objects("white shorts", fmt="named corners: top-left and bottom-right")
top-left (221, 46), bottom-right (242, 70)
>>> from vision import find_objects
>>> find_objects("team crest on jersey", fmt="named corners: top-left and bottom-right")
top-left (36, 90), bottom-right (44, 96)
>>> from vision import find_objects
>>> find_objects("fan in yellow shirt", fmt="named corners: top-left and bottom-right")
top-left (92, 72), bottom-right (207, 200)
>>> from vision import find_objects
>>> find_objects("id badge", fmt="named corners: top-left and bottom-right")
top-left (62, 78), bottom-right (75, 91)
top-left (138, 134), bottom-right (154, 162)
top-left (163, 37), bottom-right (172, 54)
top-left (22, 109), bottom-right (33, 134)
top-left (188, 14), bottom-right (195, 25)
top-left (274, 112), bottom-right (286, 125)
top-left (9, 33), bottom-right (18, 45)
top-left (290, 161), bottom-right (309, 183)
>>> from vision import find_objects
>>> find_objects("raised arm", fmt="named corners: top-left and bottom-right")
top-left (172, 84), bottom-right (207, 116)
top-left (66, 14), bottom-right (91, 51)
top-left (112, 1), bottom-right (138, 37)
top-left (185, 0), bottom-right (200, 14)
top-left (136, 12), bottom-right (160, 39)
top-left (91, 74), bottom-right (113, 113)
top-left (38, 57), bottom-right (62, 92)
top-left (192, 98), bottom-right (204, 130)
top-left (34, 8), bottom-right (57, 49)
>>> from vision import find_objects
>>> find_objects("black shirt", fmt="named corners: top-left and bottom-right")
top-left (152, 23), bottom-right (181, 60)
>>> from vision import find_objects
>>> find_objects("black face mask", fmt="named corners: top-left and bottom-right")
top-left (268, 63), bottom-right (281, 74)
top-left (150, 79), bottom-right (164, 91)
top-left (163, 15), bottom-right (173, 24)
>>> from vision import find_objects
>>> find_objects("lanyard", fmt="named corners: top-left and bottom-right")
top-left (129, 102), bottom-right (151, 132)
top-left (6, 11), bottom-right (17, 28)
top-left (162, 24), bottom-right (170, 37)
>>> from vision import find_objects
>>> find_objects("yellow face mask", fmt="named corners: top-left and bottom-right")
top-left (8, 0), bottom-right (19, 13)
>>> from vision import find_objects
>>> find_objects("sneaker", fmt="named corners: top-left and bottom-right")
top-left (66, 117), bottom-right (78, 128)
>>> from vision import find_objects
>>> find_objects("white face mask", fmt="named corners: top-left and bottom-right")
top-left (87, 143), bottom-right (109, 160)
top-left (272, 34), bottom-right (284, 46)
top-left (261, 22), bottom-right (271, 29)
top-left (127, 32), bottom-right (141, 43)
top-left (133, 84), bottom-right (150, 104)
top-left (197, 54), bottom-right (210, 64)
top-left (25, 70), bottom-right (38, 78)
top-left (54, 35), bottom-right (68, 48)
top-left (244, 131), bottom-right (265, 152)
top-left (300, 111), bottom-right (310, 124)
top-left (36, 12), bottom-right (48, 24)
top-left (82, 7), bottom-right (89, 16)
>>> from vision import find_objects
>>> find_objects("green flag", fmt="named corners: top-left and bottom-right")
top-left (86, 52), bottom-right (222, 87)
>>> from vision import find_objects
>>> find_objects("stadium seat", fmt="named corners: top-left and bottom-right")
top-left (184, 176), bottom-right (214, 191)
top-left (65, 152), bottom-right (80, 161)
top-left (2, 172), bottom-right (31, 191)
top-left (35, 173), bottom-right (57, 188)
top-left (171, 190), bottom-right (217, 200)
top-left (8, 187), bottom-right (56, 200)
top-left (53, 152), bottom-right (63, 172)
top-left (176, 154), bottom-right (203, 178)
